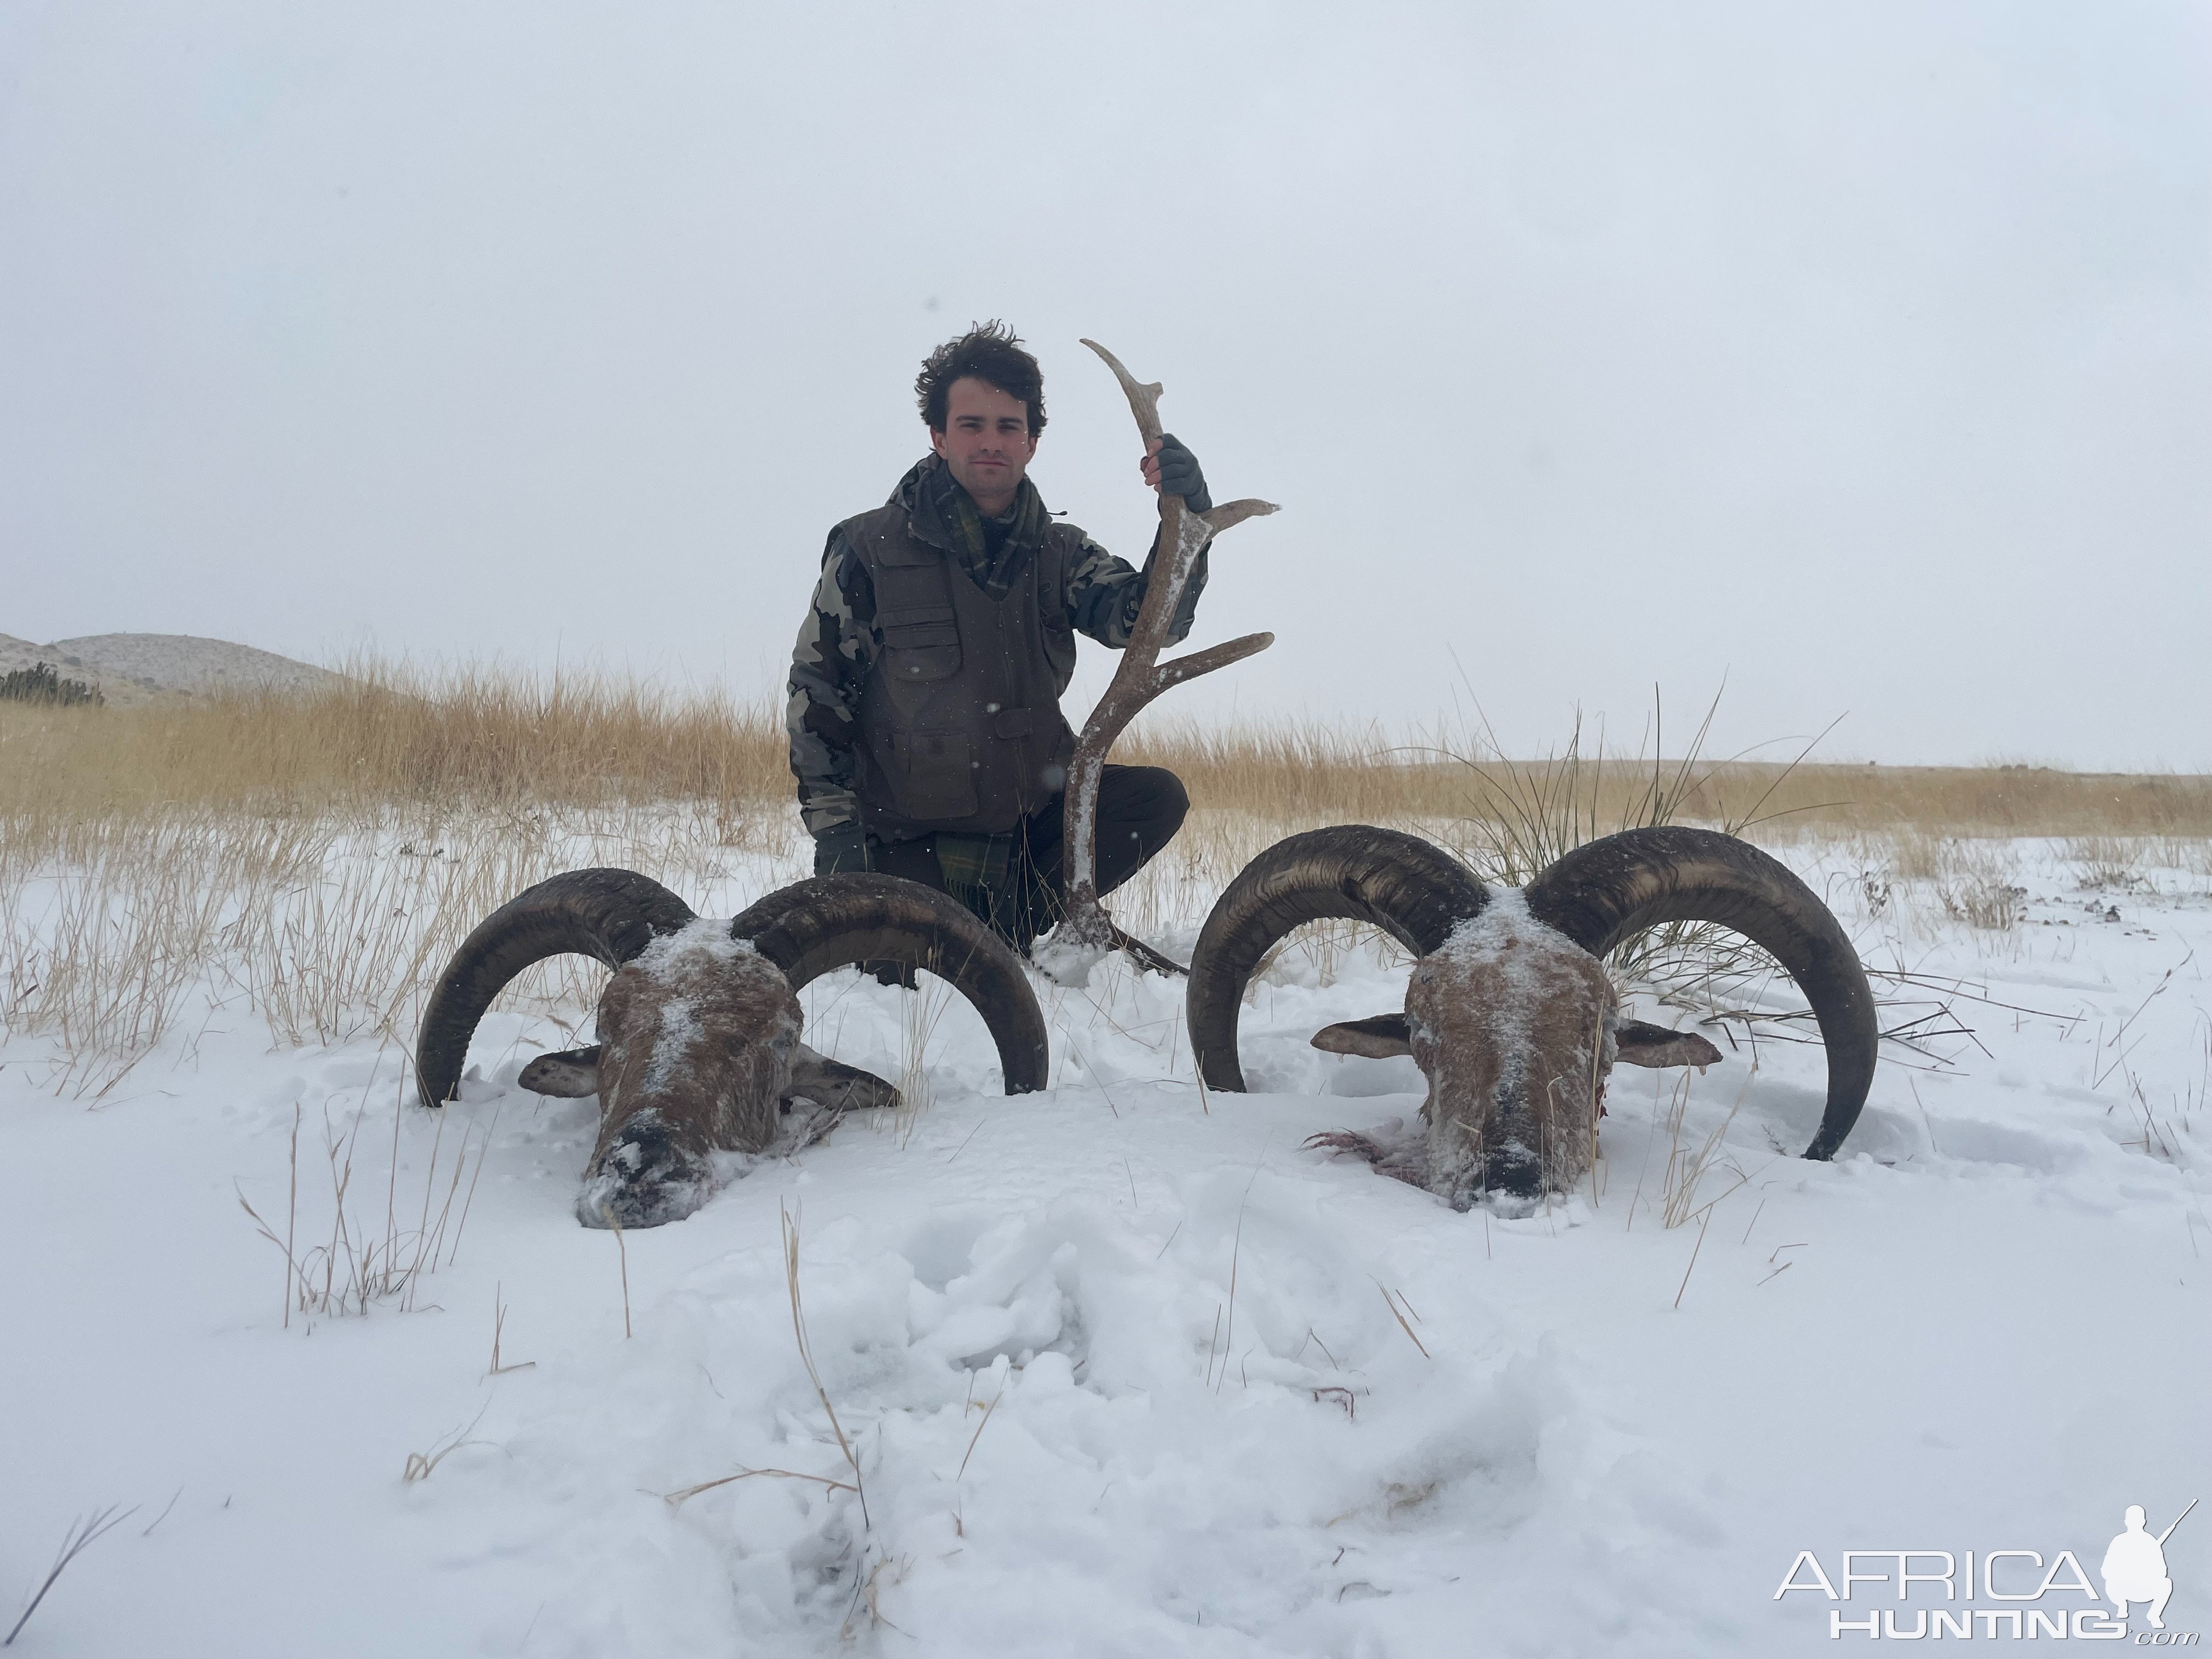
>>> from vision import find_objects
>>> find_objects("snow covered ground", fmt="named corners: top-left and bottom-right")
top-left (3, 825), bottom-right (2207, 1656)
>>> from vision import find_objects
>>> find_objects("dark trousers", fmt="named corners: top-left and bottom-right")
top-left (829, 764), bottom-right (1189, 949)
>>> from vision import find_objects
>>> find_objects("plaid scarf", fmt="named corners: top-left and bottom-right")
top-left (890, 453), bottom-right (1051, 601)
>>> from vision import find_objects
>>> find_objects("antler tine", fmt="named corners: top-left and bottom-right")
top-left (1200, 498), bottom-right (1279, 535)
top-left (1038, 341), bottom-right (1279, 984)
top-left (1156, 630), bottom-right (1275, 691)
top-left (1079, 338), bottom-right (1165, 444)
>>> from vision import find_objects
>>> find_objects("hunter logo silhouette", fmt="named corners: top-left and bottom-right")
top-left (2104, 1499), bottom-right (2194, 1630)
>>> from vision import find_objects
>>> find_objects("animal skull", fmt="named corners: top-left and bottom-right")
top-left (1186, 825), bottom-right (1876, 1210)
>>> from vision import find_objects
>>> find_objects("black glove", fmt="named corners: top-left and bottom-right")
top-left (813, 822), bottom-right (869, 876)
top-left (1155, 433), bottom-right (1211, 515)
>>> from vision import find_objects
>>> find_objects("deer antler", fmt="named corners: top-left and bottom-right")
top-left (1036, 340), bottom-right (1277, 983)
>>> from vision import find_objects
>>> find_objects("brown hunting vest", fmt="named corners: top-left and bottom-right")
top-left (844, 503), bottom-right (1086, 838)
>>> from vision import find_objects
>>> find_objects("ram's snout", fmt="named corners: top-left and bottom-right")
top-left (577, 1112), bottom-right (715, 1229)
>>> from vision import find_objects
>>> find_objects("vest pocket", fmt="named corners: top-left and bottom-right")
top-left (895, 729), bottom-right (979, 821)
top-left (879, 603), bottom-right (962, 682)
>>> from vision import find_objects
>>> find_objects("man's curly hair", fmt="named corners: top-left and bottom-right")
top-left (916, 321), bottom-right (1046, 436)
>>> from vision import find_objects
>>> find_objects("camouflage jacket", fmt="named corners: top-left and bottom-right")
top-left (787, 457), bottom-right (1210, 836)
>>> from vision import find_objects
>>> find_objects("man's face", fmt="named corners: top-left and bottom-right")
top-left (930, 376), bottom-right (1038, 507)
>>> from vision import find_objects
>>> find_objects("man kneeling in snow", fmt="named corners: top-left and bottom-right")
top-left (786, 322), bottom-right (1215, 953)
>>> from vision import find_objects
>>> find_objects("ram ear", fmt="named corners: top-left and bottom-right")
top-left (1613, 1020), bottom-right (1723, 1070)
top-left (517, 1045), bottom-right (602, 1097)
top-left (782, 1044), bottom-right (901, 1115)
top-left (1311, 1013), bottom-right (1413, 1059)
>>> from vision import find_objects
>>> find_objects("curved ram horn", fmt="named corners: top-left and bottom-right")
top-left (415, 868), bottom-right (696, 1109)
top-left (1186, 825), bottom-right (1489, 1093)
top-left (732, 873), bottom-right (1049, 1093)
top-left (1522, 826), bottom-right (1877, 1160)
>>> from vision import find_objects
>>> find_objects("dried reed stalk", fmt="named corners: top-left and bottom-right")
top-left (4, 1504), bottom-right (139, 1647)
top-left (781, 1204), bottom-right (869, 1530)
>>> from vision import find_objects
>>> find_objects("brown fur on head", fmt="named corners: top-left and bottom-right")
top-left (1308, 894), bottom-right (1720, 1210)
top-left (541, 923), bottom-right (905, 1228)
top-left (1401, 898), bottom-right (1615, 1206)
top-left (560, 922), bottom-right (804, 1228)
top-left (467, 912), bottom-right (887, 1229)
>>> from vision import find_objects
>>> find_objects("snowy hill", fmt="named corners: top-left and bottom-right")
top-left (0, 631), bottom-right (340, 703)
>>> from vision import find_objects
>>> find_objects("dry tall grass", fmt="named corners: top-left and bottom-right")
top-left (4, 663), bottom-right (2208, 1096)
top-left (0, 665), bottom-right (795, 1092)
top-left (6, 665), bottom-right (2209, 838)
top-left (0, 803), bottom-right (747, 1097)
top-left (1122, 722), bottom-right (2212, 846)
top-left (0, 659), bottom-right (788, 830)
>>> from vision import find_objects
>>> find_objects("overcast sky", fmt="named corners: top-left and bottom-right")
top-left (4, 2), bottom-right (2207, 768)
